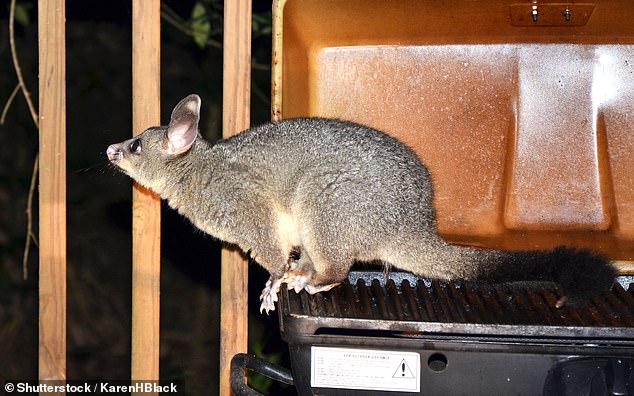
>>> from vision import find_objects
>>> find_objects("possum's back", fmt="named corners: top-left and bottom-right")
top-left (213, 118), bottom-right (437, 232)
top-left (217, 118), bottom-right (429, 186)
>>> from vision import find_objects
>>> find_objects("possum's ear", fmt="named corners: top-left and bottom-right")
top-left (165, 94), bottom-right (201, 155)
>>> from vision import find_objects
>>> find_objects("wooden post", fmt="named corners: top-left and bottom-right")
top-left (220, 0), bottom-right (251, 394)
top-left (38, 0), bottom-right (67, 382)
top-left (131, 0), bottom-right (162, 385)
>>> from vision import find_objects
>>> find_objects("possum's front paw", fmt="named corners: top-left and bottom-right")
top-left (259, 276), bottom-right (284, 314)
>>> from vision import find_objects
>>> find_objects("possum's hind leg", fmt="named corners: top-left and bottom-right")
top-left (283, 246), bottom-right (341, 294)
top-left (258, 245), bottom-right (324, 313)
top-left (255, 242), bottom-right (296, 314)
top-left (284, 232), bottom-right (355, 296)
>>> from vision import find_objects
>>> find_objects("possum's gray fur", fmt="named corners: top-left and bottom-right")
top-left (107, 94), bottom-right (616, 313)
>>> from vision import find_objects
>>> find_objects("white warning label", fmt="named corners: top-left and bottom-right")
top-left (310, 346), bottom-right (420, 392)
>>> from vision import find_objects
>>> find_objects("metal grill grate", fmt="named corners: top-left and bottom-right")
top-left (280, 272), bottom-right (634, 340)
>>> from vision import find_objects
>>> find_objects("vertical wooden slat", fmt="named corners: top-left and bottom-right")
top-left (38, 0), bottom-right (66, 382)
top-left (220, 0), bottom-right (251, 394)
top-left (271, 0), bottom-right (285, 122)
top-left (131, 0), bottom-right (161, 384)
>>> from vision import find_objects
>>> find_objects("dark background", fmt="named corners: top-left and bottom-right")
top-left (0, 0), bottom-right (292, 394)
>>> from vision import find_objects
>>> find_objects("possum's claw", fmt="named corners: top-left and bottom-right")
top-left (259, 276), bottom-right (284, 314)
top-left (305, 282), bottom-right (340, 294)
top-left (285, 272), bottom-right (340, 295)
top-left (259, 273), bottom-right (341, 314)
top-left (287, 273), bottom-right (309, 293)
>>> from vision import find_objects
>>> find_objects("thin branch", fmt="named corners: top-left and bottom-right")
top-left (160, 5), bottom-right (195, 35)
top-left (23, 154), bottom-right (39, 280)
top-left (9, 0), bottom-right (40, 280)
top-left (9, 0), bottom-right (39, 128)
top-left (0, 84), bottom-right (20, 125)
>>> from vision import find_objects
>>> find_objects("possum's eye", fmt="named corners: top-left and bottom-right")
top-left (129, 139), bottom-right (142, 154)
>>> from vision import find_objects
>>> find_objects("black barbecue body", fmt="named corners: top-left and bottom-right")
top-left (266, 271), bottom-right (634, 396)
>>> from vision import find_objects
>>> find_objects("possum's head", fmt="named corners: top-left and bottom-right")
top-left (106, 94), bottom-right (201, 194)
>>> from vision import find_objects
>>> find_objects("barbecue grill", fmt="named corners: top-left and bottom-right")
top-left (232, 272), bottom-right (634, 395)
top-left (231, 0), bottom-right (634, 394)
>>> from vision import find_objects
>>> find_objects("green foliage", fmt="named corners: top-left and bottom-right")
top-left (163, 0), bottom-right (272, 48)
top-left (14, 2), bottom-right (32, 27)
top-left (191, 1), bottom-right (211, 49)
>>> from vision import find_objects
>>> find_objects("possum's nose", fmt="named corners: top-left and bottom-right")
top-left (107, 144), bottom-right (122, 162)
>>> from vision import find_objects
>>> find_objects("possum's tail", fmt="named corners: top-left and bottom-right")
top-left (445, 245), bottom-right (617, 308)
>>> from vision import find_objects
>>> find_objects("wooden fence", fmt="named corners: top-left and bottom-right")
top-left (37, 0), bottom-right (251, 394)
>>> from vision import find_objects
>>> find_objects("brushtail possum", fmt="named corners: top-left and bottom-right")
top-left (107, 94), bottom-right (616, 313)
